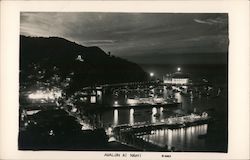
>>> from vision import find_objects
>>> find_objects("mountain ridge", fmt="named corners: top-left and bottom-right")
top-left (20, 35), bottom-right (149, 92)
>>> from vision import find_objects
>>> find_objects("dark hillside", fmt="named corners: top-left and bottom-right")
top-left (20, 35), bottom-right (148, 92)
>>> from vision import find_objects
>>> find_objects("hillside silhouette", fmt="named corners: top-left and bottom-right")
top-left (20, 35), bottom-right (148, 92)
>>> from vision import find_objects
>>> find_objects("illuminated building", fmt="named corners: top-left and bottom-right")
top-left (163, 72), bottom-right (189, 85)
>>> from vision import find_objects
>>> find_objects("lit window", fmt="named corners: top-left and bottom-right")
top-left (90, 96), bottom-right (96, 103)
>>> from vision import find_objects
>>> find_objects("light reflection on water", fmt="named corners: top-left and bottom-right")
top-left (151, 107), bottom-right (157, 123)
top-left (175, 92), bottom-right (182, 103)
top-left (129, 108), bottom-right (134, 125)
top-left (102, 88), bottom-right (192, 127)
top-left (106, 105), bottom-right (209, 150)
top-left (113, 109), bottom-right (118, 126)
top-left (160, 107), bottom-right (164, 120)
top-left (108, 106), bottom-right (208, 150)
top-left (139, 124), bottom-right (208, 151)
top-left (96, 86), bottom-right (225, 151)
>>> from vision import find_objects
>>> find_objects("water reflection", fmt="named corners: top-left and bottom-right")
top-left (113, 109), bottom-right (118, 126)
top-left (94, 85), bottom-right (226, 151)
top-left (175, 92), bottom-right (182, 103)
top-left (101, 88), bottom-right (196, 127)
top-left (160, 107), bottom-right (164, 120)
top-left (129, 108), bottom-right (134, 125)
top-left (151, 107), bottom-right (157, 123)
top-left (141, 124), bottom-right (208, 151)
top-left (168, 130), bottom-right (172, 148)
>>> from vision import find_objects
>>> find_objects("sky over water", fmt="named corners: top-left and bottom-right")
top-left (21, 12), bottom-right (228, 65)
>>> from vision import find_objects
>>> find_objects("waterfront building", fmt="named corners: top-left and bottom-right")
top-left (163, 72), bottom-right (189, 85)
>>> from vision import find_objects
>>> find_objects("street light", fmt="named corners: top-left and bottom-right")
top-left (177, 67), bottom-right (181, 72)
top-left (150, 72), bottom-right (154, 77)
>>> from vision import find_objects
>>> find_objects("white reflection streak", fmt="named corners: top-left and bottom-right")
top-left (191, 126), bottom-right (195, 134)
top-left (200, 124), bottom-right (208, 135)
top-left (172, 129), bottom-right (176, 147)
top-left (159, 130), bottom-right (164, 146)
top-left (152, 107), bottom-right (157, 114)
top-left (113, 109), bottom-right (118, 126)
top-left (180, 128), bottom-right (184, 148)
top-left (151, 107), bottom-right (157, 123)
top-left (168, 129), bottom-right (173, 148)
top-left (186, 127), bottom-right (191, 147)
top-left (175, 92), bottom-right (182, 103)
top-left (129, 108), bottom-right (134, 125)
top-left (204, 124), bottom-right (208, 134)
top-left (160, 107), bottom-right (164, 120)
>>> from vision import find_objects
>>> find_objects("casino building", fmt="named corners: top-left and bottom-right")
top-left (163, 69), bottom-right (190, 85)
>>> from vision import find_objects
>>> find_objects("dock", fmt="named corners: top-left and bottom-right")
top-left (112, 102), bottom-right (182, 109)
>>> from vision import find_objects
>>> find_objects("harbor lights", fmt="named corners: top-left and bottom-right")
top-left (149, 72), bottom-right (155, 82)
top-left (114, 101), bottom-right (118, 106)
top-left (150, 72), bottom-right (154, 77)
top-left (177, 67), bottom-right (181, 72)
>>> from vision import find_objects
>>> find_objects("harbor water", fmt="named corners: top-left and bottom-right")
top-left (91, 86), bottom-right (228, 152)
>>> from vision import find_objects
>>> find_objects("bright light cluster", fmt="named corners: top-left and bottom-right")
top-left (127, 99), bottom-right (139, 106)
top-left (28, 89), bottom-right (62, 100)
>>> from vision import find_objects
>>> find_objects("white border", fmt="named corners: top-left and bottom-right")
top-left (0, 1), bottom-right (249, 160)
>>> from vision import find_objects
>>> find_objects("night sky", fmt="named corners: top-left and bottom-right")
top-left (20, 12), bottom-right (228, 65)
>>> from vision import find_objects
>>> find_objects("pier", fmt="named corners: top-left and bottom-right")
top-left (105, 113), bottom-right (211, 151)
top-left (112, 113), bottom-right (211, 133)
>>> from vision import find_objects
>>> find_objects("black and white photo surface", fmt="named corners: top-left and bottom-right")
top-left (19, 12), bottom-right (228, 152)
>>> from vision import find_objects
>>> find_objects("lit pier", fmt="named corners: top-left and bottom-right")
top-left (112, 113), bottom-right (211, 133)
